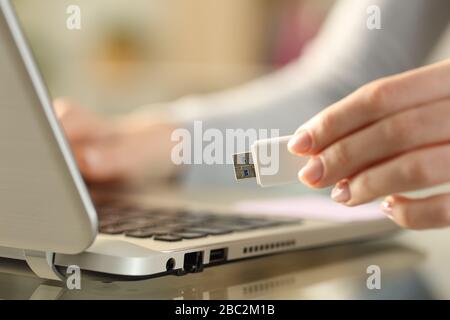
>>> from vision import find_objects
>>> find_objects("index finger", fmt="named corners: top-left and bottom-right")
top-left (54, 98), bottom-right (110, 143)
top-left (288, 59), bottom-right (450, 156)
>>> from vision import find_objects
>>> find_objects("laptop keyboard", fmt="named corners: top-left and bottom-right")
top-left (96, 205), bottom-right (300, 242)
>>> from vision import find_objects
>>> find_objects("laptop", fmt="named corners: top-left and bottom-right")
top-left (0, 0), bottom-right (398, 281)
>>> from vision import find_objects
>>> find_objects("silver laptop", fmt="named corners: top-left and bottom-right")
top-left (0, 0), bottom-right (397, 281)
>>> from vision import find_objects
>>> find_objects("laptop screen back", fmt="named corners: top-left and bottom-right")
top-left (0, 0), bottom-right (97, 254)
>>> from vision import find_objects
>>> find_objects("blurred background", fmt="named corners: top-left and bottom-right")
top-left (12, 0), bottom-right (450, 116)
top-left (12, 0), bottom-right (334, 114)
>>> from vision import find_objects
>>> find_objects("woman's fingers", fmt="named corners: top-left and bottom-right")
top-left (330, 144), bottom-right (450, 206)
top-left (74, 136), bottom-right (152, 182)
top-left (54, 98), bottom-right (135, 182)
top-left (288, 59), bottom-right (450, 231)
top-left (73, 142), bottom-right (125, 183)
top-left (73, 124), bottom-right (177, 183)
top-left (380, 194), bottom-right (450, 230)
top-left (54, 98), bottom-right (113, 143)
top-left (298, 99), bottom-right (450, 188)
top-left (288, 60), bottom-right (450, 156)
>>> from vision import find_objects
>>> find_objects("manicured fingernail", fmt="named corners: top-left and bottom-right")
top-left (299, 157), bottom-right (323, 185)
top-left (288, 130), bottom-right (312, 154)
top-left (380, 197), bottom-right (394, 220)
top-left (331, 180), bottom-right (351, 203)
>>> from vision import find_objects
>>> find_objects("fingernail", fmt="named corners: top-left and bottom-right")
top-left (299, 157), bottom-right (323, 185)
top-left (380, 197), bottom-right (394, 220)
top-left (83, 148), bottom-right (101, 170)
top-left (288, 130), bottom-right (312, 154)
top-left (331, 180), bottom-right (351, 203)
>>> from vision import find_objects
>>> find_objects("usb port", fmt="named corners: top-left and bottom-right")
top-left (209, 248), bottom-right (227, 264)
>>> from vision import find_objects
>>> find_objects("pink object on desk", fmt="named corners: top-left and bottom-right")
top-left (233, 195), bottom-right (385, 222)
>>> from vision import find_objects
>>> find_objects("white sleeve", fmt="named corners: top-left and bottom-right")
top-left (168, 0), bottom-right (450, 187)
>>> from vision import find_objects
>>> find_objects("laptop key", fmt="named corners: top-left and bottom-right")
top-left (126, 225), bottom-right (182, 237)
top-left (112, 223), bottom-right (145, 233)
top-left (99, 218), bottom-right (123, 228)
top-left (238, 219), bottom-right (282, 228)
top-left (185, 227), bottom-right (232, 236)
top-left (125, 217), bottom-right (163, 228)
top-left (154, 235), bottom-right (183, 242)
top-left (174, 232), bottom-right (208, 240)
top-left (125, 229), bottom-right (156, 239)
top-left (99, 226), bottom-right (126, 235)
top-left (208, 223), bottom-right (256, 232)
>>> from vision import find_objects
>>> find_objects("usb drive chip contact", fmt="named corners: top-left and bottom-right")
top-left (233, 152), bottom-right (256, 180)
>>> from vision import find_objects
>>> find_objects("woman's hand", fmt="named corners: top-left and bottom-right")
top-left (54, 99), bottom-right (177, 184)
top-left (288, 59), bottom-right (450, 230)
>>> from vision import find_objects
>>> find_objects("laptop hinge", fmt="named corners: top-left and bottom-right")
top-left (23, 250), bottom-right (63, 281)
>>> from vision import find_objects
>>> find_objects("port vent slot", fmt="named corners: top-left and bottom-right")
top-left (209, 248), bottom-right (227, 264)
top-left (242, 240), bottom-right (296, 255)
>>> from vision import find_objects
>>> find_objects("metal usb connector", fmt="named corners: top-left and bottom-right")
top-left (232, 136), bottom-right (309, 187)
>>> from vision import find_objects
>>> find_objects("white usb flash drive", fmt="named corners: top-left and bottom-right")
top-left (233, 136), bottom-right (309, 188)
